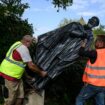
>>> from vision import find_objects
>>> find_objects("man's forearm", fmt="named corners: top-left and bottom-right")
top-left (28, 62), bottom-right (42, 74)
top-left (27, 61), bottom-right (47, 77)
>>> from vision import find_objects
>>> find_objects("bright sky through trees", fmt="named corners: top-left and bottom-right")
top-left (22, 0), bottom-right (105, 36)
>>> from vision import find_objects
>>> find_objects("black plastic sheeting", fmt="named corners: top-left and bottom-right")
top-left (27, 22), bottom-right (93, 91)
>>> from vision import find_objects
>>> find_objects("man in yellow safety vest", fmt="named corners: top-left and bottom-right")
top-left (0, 35), bottom-right (47, 105)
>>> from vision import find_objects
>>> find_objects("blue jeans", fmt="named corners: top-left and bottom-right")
top-left (76, 84), bottom-right (105, 105)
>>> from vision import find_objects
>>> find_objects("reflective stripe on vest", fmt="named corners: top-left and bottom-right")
top-left (86, 64), bottom-right (105, 70)
top-left (7, 43), bottom-right (21, 58)
top-left (5, 57), bottom-right (25, 68)
top-left (83, 49), bottom-right (105, 86)
top-left (5, 42), bottom-right (25, 68)
top-left (84, 72), bottom-right (105, 79)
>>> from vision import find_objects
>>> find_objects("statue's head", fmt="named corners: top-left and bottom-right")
top-left (87, 16), bottom-right (99, 28)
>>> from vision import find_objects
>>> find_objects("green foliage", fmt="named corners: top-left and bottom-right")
top-left (93, 25), bottom-right (105, 38)
top-left (58, 17), bottom-right (86, 27)
top-left (0, 0), bottom-right (33, 62)
top-left (51, 0), bottom-right (73, 11)
top-left (58, 18), bottom-right (73, 27)
top-left (0, 0), bottom-right (29, 17)
top-left (0, 97), bottom-right (4, 105)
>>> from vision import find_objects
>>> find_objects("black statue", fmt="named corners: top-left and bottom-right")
top-left (26, 16), bottom-right (99, 91)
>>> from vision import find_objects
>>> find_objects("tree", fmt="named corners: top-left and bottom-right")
top-left (58, 17), bottom-right (86, 27)
top-left (93, 25), bottom-right (105, 37)
top-left (58, 18), bottom-right (72, 27)
top-left (0, 0), bottom-right (33, 62)
top-left (51, 0), bottom-right (73, 10)
top-left (0, 0), bottom-right (29, 17)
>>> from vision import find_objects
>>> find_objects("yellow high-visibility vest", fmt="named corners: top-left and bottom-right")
top-left (0, 41), bottom-right (26, 79)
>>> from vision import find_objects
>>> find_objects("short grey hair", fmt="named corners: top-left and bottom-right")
top-left (22, 35), bottom-right (33, 41)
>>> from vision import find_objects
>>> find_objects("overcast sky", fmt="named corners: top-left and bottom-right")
top-left (22, 0), bottom-right (105, 36)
